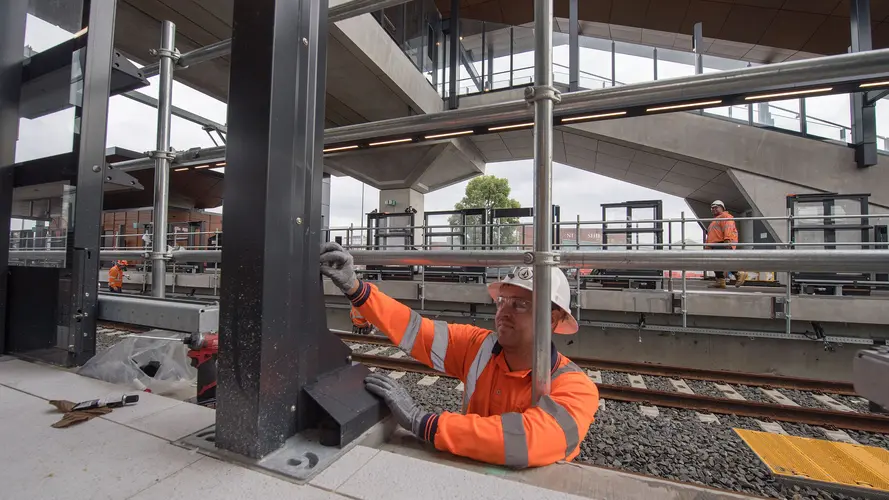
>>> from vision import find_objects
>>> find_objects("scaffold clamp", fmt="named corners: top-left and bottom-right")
top-left (524, 85), bottom-right (562, 104)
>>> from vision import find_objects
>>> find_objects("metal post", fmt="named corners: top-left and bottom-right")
top-left (0, 0), bottom-right (27, 355)
top-left (786, 209), bottom-right (793, 335)
top-left (851, 0), bottom-right (877, 167)
top-left (509, 27), bottom-right (514, 88)
top-left (151, 21), bottom-right (177, 298)
top-left (569, 0), bottom-right (579, 92)
top-left (693, 22), bottom-right (703, 75)
top-left (529, 0), bottom-right (558, 405)
top-left (212, 229), bottom-right (219, 296)
top-left (680, 212), bottom-right (687, 328)
top-left (447, 0), bottom-right (459, 109)
top-left (481, 22), bottom-right (486, 90)
top-left (653, 47), bottom-right (658, 80)
top-left (667, 217), bottom-right (673, 291)
top-left (799, 98), bottom-right (808, 135)
top-left (610, 40), bottom-right (616, 86)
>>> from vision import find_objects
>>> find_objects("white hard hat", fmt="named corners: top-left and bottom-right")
top-left (711, 200), bottom-right (725, 208)
top-left (487, 267), bottom-right (579, 334)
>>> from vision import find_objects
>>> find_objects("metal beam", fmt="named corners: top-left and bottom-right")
top-left (0, 0), bottom-right (27, 355)
top-left (122, 91), bottom-right (227, 133)
top-left (851, 0), bottom-right (877, 167)
top-left (67, 0), bottom-right (118, 365)
top-left (447, 0), bottom-right (460, 109)
top-left (150, 21), bottom-right (176, 299)
top-left (569, 0), bottom-right (579, 92)
top-left (97, 293), bottom-right (219, 333)
top-left (693, 22), bottom-right (703, 75)
top-left (325, 48), bottom-right (889, 145)
top-left (140, 0), bottom-right (412, 78)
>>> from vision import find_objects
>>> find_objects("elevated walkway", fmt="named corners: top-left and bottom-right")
top-left (0, 357), bottom-right (757, 500)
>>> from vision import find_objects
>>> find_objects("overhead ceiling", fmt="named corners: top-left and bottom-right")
top-left (436, 0), bottom-right (889, 58)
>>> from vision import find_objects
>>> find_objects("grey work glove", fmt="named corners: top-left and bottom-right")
top-left (365, 372), bottom-right (425, 436)
top-left (320, 242), bottom-right (358, 294)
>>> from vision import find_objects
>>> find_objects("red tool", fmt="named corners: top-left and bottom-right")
top-left (183, 332), bottom-right (218, 405)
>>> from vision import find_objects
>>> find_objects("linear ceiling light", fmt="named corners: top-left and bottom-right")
top-left (215, 162), bottom-right (226, 167)
top-left (744, 87), bottom-right (832, 101)
top-left (369, 138), bottom-right (413, 147)
top-left (561, 111), bottom-right (627, 123)
top-left (323, 145), bottom-right (360, 153)
top-left (488, 122), bottom-right (534, 131)
top-left (424, 130), bottom-right (474, 139)
top-left (174, 167), bottom-right (190, 172)
top-left (646, 100), bottom-right (722, 112)
top-left (860, 80), bottom-right (889, 88)
top-left (194, 165), bottom-right (212, 169)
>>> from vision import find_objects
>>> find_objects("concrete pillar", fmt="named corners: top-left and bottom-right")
top-left (379, 188), bottom-right (425, 247)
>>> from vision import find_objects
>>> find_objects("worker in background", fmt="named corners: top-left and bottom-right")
top-left (706, 200), bottom-right (747, 289)
top-left (108, 260), bottom-right (127, 293)
top-left (320, 242), bottom-right (599, 468)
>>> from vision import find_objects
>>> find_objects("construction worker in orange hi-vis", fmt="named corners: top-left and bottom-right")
top-left (108, 260), bottom-right (127, 293)
top-left (706, 200), bottom-right (747, 289)
top-left (320, 242), bottom-right (599, 468)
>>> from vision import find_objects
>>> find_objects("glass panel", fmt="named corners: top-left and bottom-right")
top-left (485, 24), bottom-right (512, 91)
top-left (614, 41), bottom-right (654, 85)
top-left (836, 228), bottom-right (865, 248)
top-left (795, 229), bottom-right (825, 249)
top-left (754, 98), bottom-right (801, 132)
top-left (832, 199), bottom-right (863, 223)
top-left (8, 185), bottom-right (73, 267)
top-left (875, 97), bottom-right (889, 152)
top-left (381, 5), bottom-right (405, 45)
top-left (404, 0), bottom-right (424, 69)
top-left (24, 0), bottom-right (85, 54)
top-left (577, 40), bottom-right (614, 90)
top-left (656, 46), bottom-right (695, 80)
top-left (805, 94), bottom-right (852, 143)
top-left (511, 26), bottom-right (535, 87)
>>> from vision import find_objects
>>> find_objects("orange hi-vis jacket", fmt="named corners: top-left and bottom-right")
top-left (707, 212), bottom-right (739, 250)
top-left (108, 265), bottom-right (123, 288)
top-left (348, 281), bottom-right (600, 468)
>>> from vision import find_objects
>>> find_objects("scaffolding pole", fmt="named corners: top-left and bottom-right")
top-left (150, 21), bottom-right (177, 298)
top-left (529, 0), bottom-right (558, 404)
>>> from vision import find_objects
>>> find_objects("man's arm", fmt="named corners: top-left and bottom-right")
top-left (348, 280), bottom-right (489, 380)
top-left (424, 372), bottom-right (599, 468)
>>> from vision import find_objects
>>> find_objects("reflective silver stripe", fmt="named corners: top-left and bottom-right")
top-left (462, 333), bottom-right (497, 413)
top-left (551, 361), bottom-right (582, 381)
top-left (398, 310), bottom-right (423, 353)
top-left (430, 320), bottom-right (449, 373)
top-left (500, 412), bottom-right (528, 468)
top-left (538, 395), bottom-right (580, 458)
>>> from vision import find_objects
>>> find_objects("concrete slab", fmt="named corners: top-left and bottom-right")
top-left (0, 386), bottom-right (202, 500)
top-left (628, 374), bottom-right (647, 389)
top-left (759, 388), bottom-right (800, 407)
top-left (587, 370), bottom-right (603, 384)
top-left (335, 448), bottom-right (590, 500)
top-left (670, 379), bottom-right (695, 394)
top-left (714, 383), bottom-right (747, 401)
top-left (697, 412), bottom-right (721, 424)
top-left (390, 351), bottom-right (407, 359)
top-left (813, 394), bottom-right (854, 412)
top-left (819, 428), bottom-right (858, 445)
top-left (639, 405), bottom-right (660, 418)
top-left (755, 420), bottom-right (788, 435)
top-left (388, 371), bottom-right (406, 380)
top-left (130, 456), bottom-right (345, 500)
top-left (310, 445), bottom-right (381, 491)
top-left (454, 382), bottom-right (465, 391)
top-left (417, 376), bottom-right (439, 386)
top-left (365, 346), bottom-right (387, 356)
top-left (125, 401), bottom-right (216, 441)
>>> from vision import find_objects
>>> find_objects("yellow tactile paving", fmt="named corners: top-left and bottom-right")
top-left (734, 429), bottom-right (889, 494)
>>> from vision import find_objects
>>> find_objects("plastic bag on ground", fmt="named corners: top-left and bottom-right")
top-left (78, 330), bottom-right (197, 396)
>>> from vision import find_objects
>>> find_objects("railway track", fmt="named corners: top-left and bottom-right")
top-left (349, 351), bottom-right (889, 434)
top-left (336, 331), bottom-right (856, 395)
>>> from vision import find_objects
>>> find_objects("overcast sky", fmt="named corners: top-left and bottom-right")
top-left (17, 13), bottom-right (889, 243)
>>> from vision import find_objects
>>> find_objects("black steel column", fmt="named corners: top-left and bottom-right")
top-left (0, 1), bottom-right (27, 354)
top-left (693, 22), bottom-right (703, 75)
top-left (67, 0), bottom-right (117, 365)
top-left (569, 0), bottom-right (579, 91)
top-left (851, 0), bottom-right (877, 167)
top-left (447, 0), bottom-right (459, 109)
top-left (218, 0), bottom-right (366, 459)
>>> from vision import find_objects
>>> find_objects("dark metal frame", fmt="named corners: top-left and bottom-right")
top-left (423, 208), bottom-right (486, 282)
top-left (217, 0), bottom-right (383, 459)
top-left (363, 211), bottom-right (417, 280)
top-left (597, 200), bottom-right (664, 289)
top-left (787, 193), bottom-right (872, 294)
top-left (850, 0), bottom-right (878, 167)
top-left (488, 206), bottom-right (561, 250)
top-left (0, 0), bottom-right (28, 355)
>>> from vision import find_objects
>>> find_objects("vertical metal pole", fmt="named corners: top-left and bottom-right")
top-left (530, 0), bottom-right (556, 405)
top-left (447, 0), bottom-right (459, 109)
top-left (509, 27), bottom-right (514, 88)
top-left (212, 229), bottom-right (219, 296)
top-left (151, 21), bottom-right (176, 298)
top-left (851, 0), bottom-right (877, 167)
top-left (610, 40), bottom-right (615, 86)
top-left (799, 98), bottom-right (808, 135)
top-left (0, 0), bottom-right (27, 355)
top-left (667, 216), bottom-right (673, 291)
top-left (653, 47), bottom-right (658, 80)
top-left (693, 22), bottom-right (703, 75)
top-left (680, 212), bottom-right (687, 329)
top-left (785, 209), bottom-right (793, 335)
top-left (569, 0), bottom-right (579, 92)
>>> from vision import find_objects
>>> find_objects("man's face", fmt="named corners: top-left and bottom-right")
top-left (711, 205), bottom-right (722, 216)
top-left (495, 285), bottom-right (535, 349)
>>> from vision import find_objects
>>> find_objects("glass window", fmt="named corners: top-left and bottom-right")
top-left (511, 26), bottom-right (535, 87)
top-left (577, 42), bottom-right (613, 89)
top-left (656, 46), bottom-right (695, 80)
top-left (754, 98), bottom-right (801, 133)
top-left (613, 41), bottom-right (654, 85)
top-left (24, 1), bottom-right (85, 55)
top-left (805, 94), bottom-right (852, 143)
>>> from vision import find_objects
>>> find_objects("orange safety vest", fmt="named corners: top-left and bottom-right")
top-left (350, 281), bottom-right (599, 468)
top-left (707, 212), bottom-right (739, 249)
top-left (108, 265), bottom-right (123, 288)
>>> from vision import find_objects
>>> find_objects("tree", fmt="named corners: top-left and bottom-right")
top-left (448, 176), bottom-right (522, 248)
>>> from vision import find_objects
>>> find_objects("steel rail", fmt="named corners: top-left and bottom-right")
top-left (349, 352), bottom-right (889, 433)
top-left (335, 332), bottom-right (857, 394)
